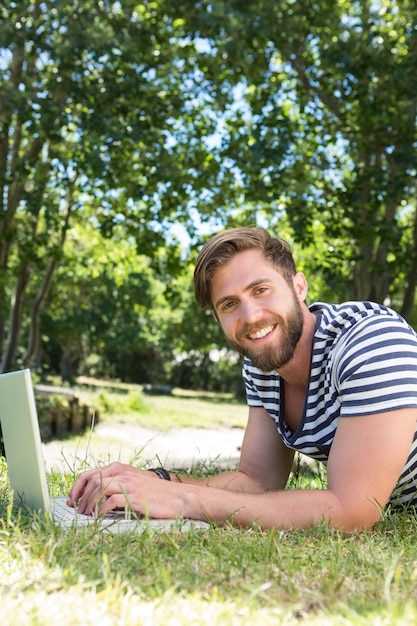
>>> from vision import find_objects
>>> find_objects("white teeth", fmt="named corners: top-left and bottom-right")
top-left (248, 326), bottom-right (273, 340)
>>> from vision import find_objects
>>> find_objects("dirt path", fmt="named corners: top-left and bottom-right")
top-left (42, 421), bottom-right (244, 473)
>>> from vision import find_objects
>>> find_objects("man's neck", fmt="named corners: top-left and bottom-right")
top-left (275, 309), bottom-right (317, 390)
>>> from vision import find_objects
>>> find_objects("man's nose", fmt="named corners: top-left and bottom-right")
top-left (240, 298), bottom-right (263, 324)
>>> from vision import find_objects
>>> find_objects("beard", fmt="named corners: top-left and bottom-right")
top-left (226, 297), bottom-right (305, 372)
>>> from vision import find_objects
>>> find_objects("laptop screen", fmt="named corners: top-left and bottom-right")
top-left (0, 369), bottom-right (50, 512)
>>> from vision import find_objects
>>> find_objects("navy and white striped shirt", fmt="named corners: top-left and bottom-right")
top-left (242, 301), bottom-right (417, 507)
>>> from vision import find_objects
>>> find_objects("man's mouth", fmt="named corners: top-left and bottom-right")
top-left (246, 325), bottom-right (275, 340)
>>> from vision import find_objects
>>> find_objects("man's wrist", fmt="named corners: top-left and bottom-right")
top-left (147, 467), bottom-right (171, 481)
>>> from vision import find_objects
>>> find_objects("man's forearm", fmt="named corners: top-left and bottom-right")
top-left (179, 480), bottom-right (386, 531)
top-left (170, 469), bottom-right (267, 494)
top-left (178, 485), bottom-right (358, 531)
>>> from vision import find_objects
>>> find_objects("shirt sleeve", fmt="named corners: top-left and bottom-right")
top-left (333, 315), bottom-right (417, 417)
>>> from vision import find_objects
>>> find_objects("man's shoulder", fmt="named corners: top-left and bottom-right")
top-left (309, 300), bottom-right (398, 318)
top-left (309, 301), bottom-right (409, 334)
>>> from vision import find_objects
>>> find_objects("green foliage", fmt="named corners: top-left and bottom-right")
top-left (1, 0), bottom-right (417, 381)
top-left (95, 389), bottom-right (150, 417)
top-left (39, 220), bottom-right (243, 389)
top-left (0, 0), bottom-right (235, 372)
top-left (177, 0), bottom-right (417, 308)
top-left (169, 349), bottom-right (244, 395)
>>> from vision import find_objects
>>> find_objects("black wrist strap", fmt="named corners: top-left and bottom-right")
top-left (147, 467), bottom-right (171, 481)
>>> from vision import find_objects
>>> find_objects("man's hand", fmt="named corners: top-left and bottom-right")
top-left (67, 462), bottom-right (176, 518)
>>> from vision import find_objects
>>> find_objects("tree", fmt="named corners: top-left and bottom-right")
top-left (0, 0), bottom-right (234, 373)
top-left (3, 0), bottom-right (417, 382)
top-left (39, 218), bottom-right (176, 382)
top-left (176, 0), bottom-right (417, 313)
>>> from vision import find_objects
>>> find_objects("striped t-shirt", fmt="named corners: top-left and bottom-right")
top-left (242, 301), bottom-right (417, 507)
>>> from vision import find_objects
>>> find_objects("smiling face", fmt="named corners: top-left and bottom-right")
top-left (211, 248), bottom-right (307, 372)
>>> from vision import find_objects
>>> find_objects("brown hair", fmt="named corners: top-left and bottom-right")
top-left (193, 226), bottom-right (297, 309)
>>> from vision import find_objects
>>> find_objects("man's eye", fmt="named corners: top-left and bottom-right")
top-left (222, 300), bottom-right (236, 311)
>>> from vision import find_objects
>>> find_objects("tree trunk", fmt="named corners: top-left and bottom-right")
top-left (400, 205), bottom-right (417, 321)
top-left (22, 183), bottom-right (75, 368)
top-left (0, 262), bottom-right (31, 373)
top-left (22, 258), bottom-right (58, 369)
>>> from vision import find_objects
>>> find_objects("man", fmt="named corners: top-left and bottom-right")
top-left (68, 227), bottom-right (417, 532)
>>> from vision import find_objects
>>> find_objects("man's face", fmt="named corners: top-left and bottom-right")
top-left (210, 249), bottom-right (306, 372)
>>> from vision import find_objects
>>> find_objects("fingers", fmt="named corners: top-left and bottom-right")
top-left (67, 468), bottom-right (98, 507)
top-left (67, 463), bottom-right (148, 515)
top-left (68, 462), bottom-right (130, 505)
top-left (96, 494), bottom-right (139, 517)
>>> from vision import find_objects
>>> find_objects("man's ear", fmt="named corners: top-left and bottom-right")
top-left (292, 272), bottom-right (309, 302)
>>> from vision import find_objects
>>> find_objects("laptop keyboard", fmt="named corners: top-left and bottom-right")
top-left (51, 496), bottom-right (211, 533)
top-left (51, 496), bottom-right (132, 524)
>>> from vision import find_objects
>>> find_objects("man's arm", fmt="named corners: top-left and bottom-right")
top-left (68, 408), bottom-right (417, 532)
top-left (67, 406), bottom-right (294, 511)
top-left (179, 407), bottom-right (417, 531)
top-left (325, 407), bottom-right (417, 529)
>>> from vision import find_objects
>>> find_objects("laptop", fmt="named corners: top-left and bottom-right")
top-left (0, 369), bottom-right (210, 533)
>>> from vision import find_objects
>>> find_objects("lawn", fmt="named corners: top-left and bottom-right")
top-left (1, 384), bottom-right (417, 625)
top-left (74, 379), bottom-right (249, 430)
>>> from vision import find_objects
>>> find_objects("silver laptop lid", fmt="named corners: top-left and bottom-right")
top-left (0, 369), bottom-right (50, 512)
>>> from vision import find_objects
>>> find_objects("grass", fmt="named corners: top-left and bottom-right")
top-left (2, 385), bottom-right (417, 624)
top-left (68, 378), bottom-right (248, 430)
top-left (105, 390), bottom-right (248, 430)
